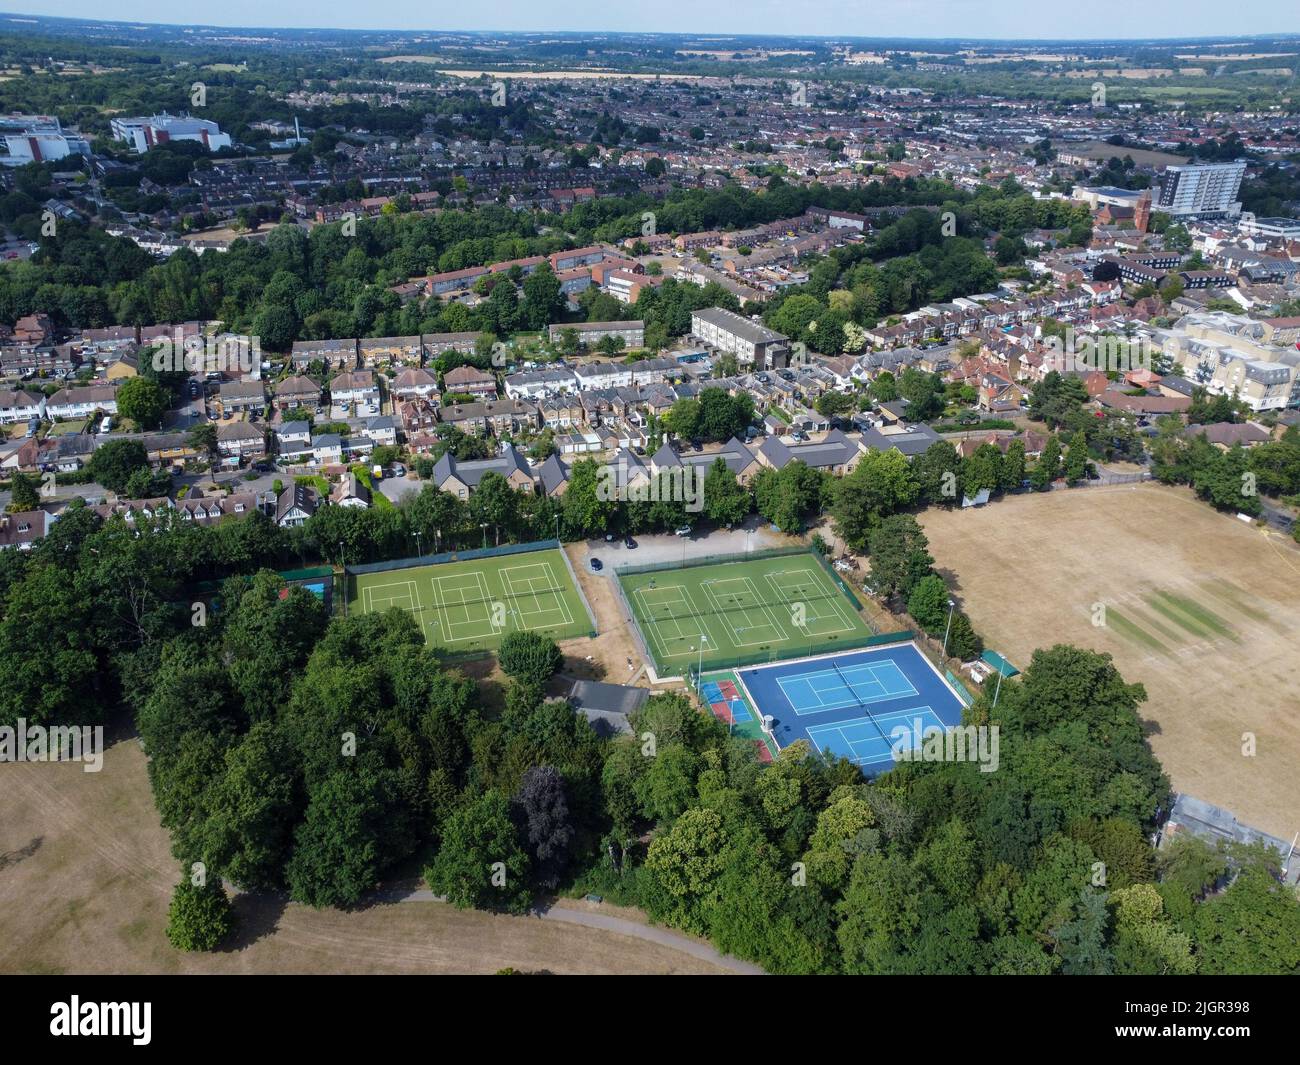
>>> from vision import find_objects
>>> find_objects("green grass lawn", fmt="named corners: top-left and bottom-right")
top-left (348, 548), bottom-right (593, 655)
top-left (619, 551), bottom-right (874, 674)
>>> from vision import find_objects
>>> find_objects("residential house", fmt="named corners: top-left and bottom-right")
top-left (216, 379), bottom-right (266, 416)
top-left (359, 336), bottom-right (422, 369)
top-left (46, 385), bottom-right (118, 420)
top-left (0, 509), bottom-right (54, 550)
top-left (0, 389), bottom-right (45, 425)
top-left (290, 338), bottom-right (358, 372)
top-left (331, 473), bottom-right (372, 509)
top-left (756, 429), bottom-right (864, 475)
top-left (443, 364), bottom-right (498, 399)
top-left (329, 370), bottom-right (381, 419)
top-left (274, 375), bottom-right (322, 414)
top-left (269, 484), bottom-right (318, 528)
top-left (216, 421), bottom-right (266, 460)
top-left (432, 444), bottom-right (535, 499)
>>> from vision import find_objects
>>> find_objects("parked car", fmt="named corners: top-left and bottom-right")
top-left (674, 525), bottom-right (692, 537)
top-left (624, 535), bottom-right (637, 549)
top-left (588, 557), bottom-right (603, 572)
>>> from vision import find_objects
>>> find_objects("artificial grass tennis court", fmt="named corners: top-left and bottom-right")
top-left (347, 548), bottom-right (593, 654)
top-left (619, 551), bottom-right (874, 674)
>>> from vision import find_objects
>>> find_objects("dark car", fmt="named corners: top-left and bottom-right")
top-left (624, 535), bottom-right (637, 549)
top-left (588, 557), bottom-right (603, 572)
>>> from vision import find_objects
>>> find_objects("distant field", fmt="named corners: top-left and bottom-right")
top-left (921, 483), bottom-right (1300, 839)
top-left (348, 548), bottom-right (593, 654)
top-left (619, 551), bottom-right (874, 675)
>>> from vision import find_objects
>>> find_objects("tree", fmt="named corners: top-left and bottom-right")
top-left (831, 449), bottom-right (920, 551)
top-left (562, 458), bottom-right (618, 537)
top-left (520, 262), bottom-right (564, 329)
top-left (864, 514), bottom-right (933, 600)
top-left (1051, 888), bottom-right (1114, 975)
top-left (945, 612), bottom-right (983, 660)
top-left (187, 422), bottom-right (217, 460)
top-left (497, 631), bottom-right (562, 686)
top-left (913, 440), bottom-right (962, 506)
top-left (815, 391), bottom-right (855, 419)
top-left (897, 368), bottom-right (945, 421)
top-left (662, 398), bottom-right (700, 440)
top-left (1030, 435), bottom-right (1061, 491)
top-left (907, 574), bottom-right (950, 634)
top-left (645, 806), bottom-right (728, 936)
top-left (285, 767), bottom-right (401, 909)
top-left (1193, 862), bottom-right (1300, 974)
top-left (8, 472), bottom-right (40, 512)
top-left (512, 765), bottom-right (575, 889)
top-left (871, 372), bottom-right (898, 403)
top-left (0, 563), bottom-right (97, 727)
top-left (88, 439), bottom-right (150, 494)
top-left (115, 376), bottom-right (169, 429)
top-left (1064, 430), bottom-right (1090, 485)
top-left (425, 791), bottom-right (532, 913)
top-left (165, 877), bottom-right (235, 952)
top-left (702, 458), bottom-right (751, 527)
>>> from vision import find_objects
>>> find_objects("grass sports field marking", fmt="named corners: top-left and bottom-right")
top-left (765, 568), bottom-right (856, 636)
top-left (701, 575), bottom-right (787, 647)
top-left (430, 570), bottom-right (500, 643)
top-left (633, 583), bottom-right (708, 660)
top-left (618, 551), bottom-right (875, 672)
top-left (501, 560), bottom-right (575, 631)
top-left (362, 578), bottom-right (419, 617)
top-left (349, 548), bottom-right (591, 652)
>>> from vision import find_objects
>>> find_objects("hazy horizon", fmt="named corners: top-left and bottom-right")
top-left (13, 3), bottom-right (1300, 41)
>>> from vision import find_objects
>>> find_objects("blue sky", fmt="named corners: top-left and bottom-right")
top-left (19, 2), bottom-right (1300, 39)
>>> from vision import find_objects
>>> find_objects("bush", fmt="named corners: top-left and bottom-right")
top-left (498, 630), bottom-right (563, 685)
top-left (165, 877), bottom-right (235, 952)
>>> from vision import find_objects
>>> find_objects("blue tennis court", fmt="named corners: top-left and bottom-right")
top-left (736, 642), bottom-right (967, 775)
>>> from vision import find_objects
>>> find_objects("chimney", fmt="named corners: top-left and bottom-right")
top-left (1135, 190), bottom-right (1152, 235)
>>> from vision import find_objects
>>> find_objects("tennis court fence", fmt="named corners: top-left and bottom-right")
top-left (674, 628), bottom-right (915, 674)
top-left (617, 544), bottom-right (868, 620)
top-left (345, 538), bottom-right (563, 577)
top-left (616, 545), bottom-right (807, 576)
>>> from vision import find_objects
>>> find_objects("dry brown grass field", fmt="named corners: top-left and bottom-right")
top-left (0, 729), bottom-right (730, 975)
top-left (921, 482), bottom-right (1300, 840)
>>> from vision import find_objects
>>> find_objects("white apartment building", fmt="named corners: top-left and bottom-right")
top-left (690, 306), bottom-right (789, 369)
top-left (1155, 161), bottom-right (1247, 219)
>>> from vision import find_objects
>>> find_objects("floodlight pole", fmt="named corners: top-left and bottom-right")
top-left (414, 531), bottom-right (423, 558)
top-left (942, 598), bottom-right (956, 659)
top-left (992, 666), bottom-right (1004, 708)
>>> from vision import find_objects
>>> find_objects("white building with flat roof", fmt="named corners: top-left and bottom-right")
top-left (110, 113), bottom-right (232, 154)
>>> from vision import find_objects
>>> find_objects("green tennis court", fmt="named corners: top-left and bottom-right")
top-left (348, 548), bottom-right (593, 654)
top-left (619, 551), bottom-right (874, 674)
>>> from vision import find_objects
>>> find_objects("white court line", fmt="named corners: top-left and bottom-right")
top-left (765, 569), bottom-right (856, 636)
top-left (701, 576), bottom-right (785, 648)
top-left (634, 583), bottom-right (706, 659)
